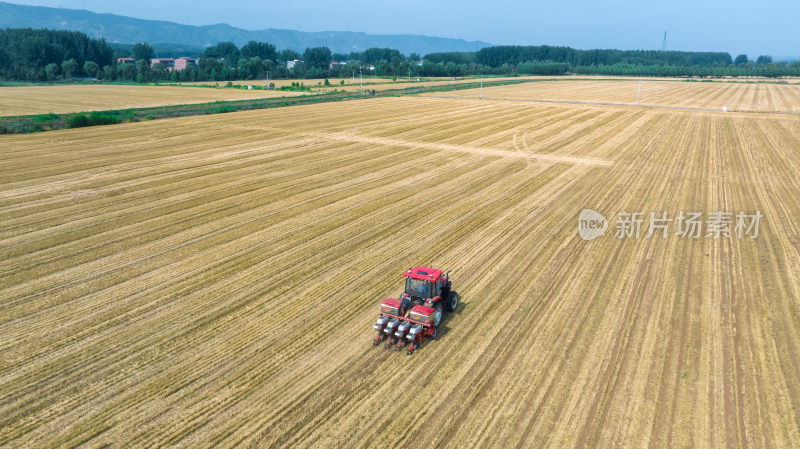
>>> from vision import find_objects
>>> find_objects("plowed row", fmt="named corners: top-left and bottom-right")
top-left (0, 84), bottom-right (304, 116)
top-left (445, 80), bottom-right (800, 113)
top-left (2, 95), bottom-right (799, 448)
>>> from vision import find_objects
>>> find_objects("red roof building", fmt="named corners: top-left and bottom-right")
top-left (150, 58), bottom-right (175, 69)
top-left (174, 58), bottom-right (197, 71)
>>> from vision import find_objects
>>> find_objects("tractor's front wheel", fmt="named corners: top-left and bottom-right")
top-left (447, 291), bottom-right (459, 312)
top-left (432, 302), bottom-right (443, 328)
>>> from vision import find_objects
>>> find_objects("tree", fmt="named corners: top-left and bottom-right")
top-left (83, 60), bottom-right (99, 77)
top-left (136, 59), bottom-right (149, 82)
top-left (756, 55), bottom-right (773, 65)
top-left (734, 54), bottom-right (748, 66)
top-left (303, 47), bottom-right (332, 70)
top-left (278, 49), bottom-right (301, 63)
top-left (240, 41), bottom-right (277, 61)
top-left (398, 61), bottom-right (412, 78)
top-left (237, 57), bottom-right (252, 79)
top-left (44, 63), bottom-right (60, 80)
top-left (151, 62), bottom-right (169, 81)
top-left (0, 46), bottom-right (8, 72)
top-left (101, 65), bottom-right (116, 80)
top-left (290, 61), bottom-right (307, 77)
top-left (119, 63), bottom-right (136, 81)
top-left (390, 54), bottom-right (402, 74)
top-left (362, 48), bottom-right (402, 65)
top-left (375, 60), bottom-right (388, 76)
top-left (343, 62), bottom-right (360, 78)
top-left (206, 42), bottom-right (240, 66)
top-left (61, 58), bottom-right (79, 78)
top-left (409, 53), bottom-right (421, 62)
top-left (261, 58), bottom-right (274, 73)
top-left (238, 56), bottom-right (266, 79)
top-left (199, 57), bottom-right (224, 79)
top-left (132, 42), bottom-right (154, 62)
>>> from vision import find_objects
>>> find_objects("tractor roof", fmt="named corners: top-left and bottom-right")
top-left (404, 266), bottom-right (443, 282)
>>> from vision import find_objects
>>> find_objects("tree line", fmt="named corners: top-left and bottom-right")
top-left (476, 45), bottom-right (735, 67)
top-left (407, 46), bottom-right (799, 78)
top-left (0, 29), bottom-right (424, 82)
top-left (2, 28), bottom-right (799, 82)
top-left (420, 46), bottom-right (799, 78)
top-left (0, 28), bottom-right (113, 81)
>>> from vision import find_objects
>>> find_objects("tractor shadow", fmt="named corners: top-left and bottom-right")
top-left (424, 296), bottom-right (466, 347)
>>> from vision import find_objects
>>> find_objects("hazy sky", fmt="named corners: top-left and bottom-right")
top-left (9, 0), bottom-right (799, 59)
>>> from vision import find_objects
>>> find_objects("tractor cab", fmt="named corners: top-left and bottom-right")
top-left (403, 267), bottom-right (448, 302)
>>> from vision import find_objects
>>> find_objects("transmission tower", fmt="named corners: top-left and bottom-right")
top-left (661, 31), bottom-right (667, 51)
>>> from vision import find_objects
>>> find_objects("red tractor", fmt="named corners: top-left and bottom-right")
top-left (372, 266), bottom-right (459, 355)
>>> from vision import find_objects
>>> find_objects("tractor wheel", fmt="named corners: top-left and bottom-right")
top-left (431, 325), bottom-right (438, 340)
top-left (447, 291), bottom-right (459, 312)
top-left (432, 302), bottom-right (443, 328)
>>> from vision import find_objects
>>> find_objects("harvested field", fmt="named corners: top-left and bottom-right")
top-left (185, 75), bottom-right (545, 93)
top-left (0, 76), bottom-right (535, 117)
top-left (2, 94), bottom-right (800, 448)
top-left (0, 84), bottom-right (305, 116)
top-left (445, 79), bottom-right (800, 113)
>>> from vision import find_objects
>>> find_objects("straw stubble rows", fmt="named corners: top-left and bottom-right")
top-left (446, 79), bottom-right (800, 113)
top-left (1, 94), bottom-right (799, 448)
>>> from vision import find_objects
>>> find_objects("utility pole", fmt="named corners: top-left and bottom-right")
top-left (636, 80), bottom-right (642, 105)
top-left (661, 31), bottom-right (667, 51)
top-left (265, 71), bottom-right (270, 87)
top-left (480, 77), bottom-right (483, 99)
top-left (360, 69), bottom-right (363, 90)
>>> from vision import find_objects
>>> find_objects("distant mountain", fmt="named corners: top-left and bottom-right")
top-left (0, 1), bottom-right (491, 55)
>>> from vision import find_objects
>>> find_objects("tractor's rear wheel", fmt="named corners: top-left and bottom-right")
top-left (432, 302), bottom-right (443, 328)
top-left (447, 291), bottom-right (459, 312)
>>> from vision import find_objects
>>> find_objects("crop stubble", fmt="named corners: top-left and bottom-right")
top-left (0, 84), bottom-right (305, 116)
top-left (444, 80), bottom-right (800, 114)
top-left (1, 93), bottom-right (799, 448)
